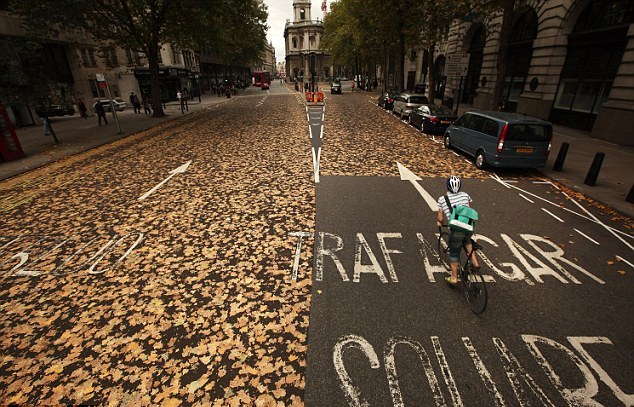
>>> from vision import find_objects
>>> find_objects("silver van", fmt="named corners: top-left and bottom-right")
top-left (392, 93), bottom-right (429, 119)
top-left (443, 111), bottom-right (553, 169)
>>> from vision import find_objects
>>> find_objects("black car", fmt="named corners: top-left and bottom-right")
top-left (377, 91), bottom-right (397, 110)
top-left (331, 82), bottom-right (342, 94)
top-left (35, 104), bottom-right (75, 118)
top-left (408, 104), bottom-right (457, 134)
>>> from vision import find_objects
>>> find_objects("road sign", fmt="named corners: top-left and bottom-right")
top-left (445, 53), bottom-right (470, 77)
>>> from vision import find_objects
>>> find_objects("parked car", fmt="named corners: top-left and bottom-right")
top-left (392, 93), bottom-right (429, 118)
top-left (443, 111), bottom-right (553, 170)
top-left (93, 99), bottom-right (127, 112)
top-left (377, 91), bottom-right (397, 110)
top-left (35, 104), bottom-right (75, 118)
top-left (408, 104), bottom-right (457, 134)
top-left (331, 82), bottom-right (342, 94)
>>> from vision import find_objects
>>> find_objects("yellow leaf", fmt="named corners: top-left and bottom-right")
top-left (618, 270), bottom-right (626, 275)
top-left (607, 261), bottom-right (615, 265)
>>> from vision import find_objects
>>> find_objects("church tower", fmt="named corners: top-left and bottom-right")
top-left (284, 0), bottom-right (332, 84)
top-left (293, 0), bottom-right (312, 22)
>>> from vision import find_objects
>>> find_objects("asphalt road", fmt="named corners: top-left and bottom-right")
top-left (0, 81), bottom-right (632, 405)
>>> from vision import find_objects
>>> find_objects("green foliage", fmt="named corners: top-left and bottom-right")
top-left (0, 37), bottom-right (68, 107)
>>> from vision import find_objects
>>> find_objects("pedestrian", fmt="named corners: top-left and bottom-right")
top-left (77, 98), bottom-right (87, 119)
top-left (94, 101), bottom-right (108, 126)
top-left (142, 95), bottom-right (152, 116)
top-left (177, 90), bottom-right (186, 113)
top-left (129, 92), bottom-right (140, 113)
top-left (351, 81), bottom-right (355, 92)
top-left (498, 97), bottom-right (507, 112)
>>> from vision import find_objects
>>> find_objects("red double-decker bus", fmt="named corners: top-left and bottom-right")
top-left (253, 71), bottom-right (271, 87)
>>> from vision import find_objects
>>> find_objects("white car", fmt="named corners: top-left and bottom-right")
top-left (93, 99), bottom-right (127, 112)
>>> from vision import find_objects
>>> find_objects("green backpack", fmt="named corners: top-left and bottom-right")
top-left (444, 195), bottom-right (478, 234)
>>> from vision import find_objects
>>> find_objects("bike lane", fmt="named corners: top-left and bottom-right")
top-left (304, 174), bottom-right (634, 406)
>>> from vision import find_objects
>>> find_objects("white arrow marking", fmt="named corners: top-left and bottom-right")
top-left (312, 147), bottom-right (321, 183)
top-left (397, 162), bottom-right (437, 211)
top-left (138, 160), bottom-right (191, 201)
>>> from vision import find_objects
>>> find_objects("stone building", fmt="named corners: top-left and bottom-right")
top-left (407, 0), bottom-right (634, 145)
top-left (284, 0), bottom-right (332, 84)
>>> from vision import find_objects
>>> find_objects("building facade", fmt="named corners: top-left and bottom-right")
top-left (284, 0), bottom-right (332, 84)
top-left (0, 4), bottom-right (199, 126)
top-left (407, 0), bottom-right (634, 145)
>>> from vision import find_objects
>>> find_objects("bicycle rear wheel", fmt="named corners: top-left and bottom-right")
top-left (437, 229), bottom-right (451, 271)
top-left (462, 265), bottom-right (488, 314)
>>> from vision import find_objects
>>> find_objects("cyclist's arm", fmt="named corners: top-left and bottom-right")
top-left (437, 208), bottom-right (445, 227)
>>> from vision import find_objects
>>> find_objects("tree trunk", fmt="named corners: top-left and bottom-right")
top-left (490, 0), bottom-right (514, 111)
top-left (148, 40), bottom-right (165, 117)
top-left (427, 45), bottom-right (435, 103)
top-left (396, 31), bottom-right (405, 91)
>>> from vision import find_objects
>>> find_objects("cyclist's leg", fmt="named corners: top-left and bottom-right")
top-left (463, 236), bottom-right (480, 268)
top-left (448, 231), bottom-right (466, 283)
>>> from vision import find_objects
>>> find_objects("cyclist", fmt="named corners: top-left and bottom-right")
top-left (437, 175), bottom-right (480, 285)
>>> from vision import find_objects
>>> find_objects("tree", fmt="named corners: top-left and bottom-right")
top-left (9, 0), bottom-right (267, 117)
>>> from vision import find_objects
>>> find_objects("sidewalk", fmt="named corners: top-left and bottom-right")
top-left (1, 93), bottom-right (235, 181)
top-left (2, 90), bottom-right (633, 219)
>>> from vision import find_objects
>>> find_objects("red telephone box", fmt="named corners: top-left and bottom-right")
top-left (0, 104), bottom-right (25, 161)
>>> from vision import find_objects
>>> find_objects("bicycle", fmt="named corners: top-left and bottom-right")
top-left (437, 226), bottom-right (488, 314)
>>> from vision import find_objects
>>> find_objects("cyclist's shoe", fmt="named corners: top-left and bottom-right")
top-left (445, 276), bottom-right (459, 286)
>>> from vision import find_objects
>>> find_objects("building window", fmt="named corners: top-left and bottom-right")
top-left (125, 48), bottom-right (141, 65)
top-left (550, 0), bottom-right (632, 129)
top-left (171, 45), bottom-right (182, 65)
top-left (292, 38), bottom-right (297, 48)
top-left (101, 47), bottom-right (118, 67)
top-left (80, 48), bottom-right (97, 67)
top-left (309, 35), bottom-right (316, 48)
top-left (300, 8), bottom-right (305, 20)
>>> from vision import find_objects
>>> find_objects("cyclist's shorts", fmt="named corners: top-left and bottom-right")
top-left (449, 231), bottom-right (470, 262)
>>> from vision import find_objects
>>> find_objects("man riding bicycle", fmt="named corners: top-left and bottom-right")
top-left (436, 175), bottom-right (480, 285)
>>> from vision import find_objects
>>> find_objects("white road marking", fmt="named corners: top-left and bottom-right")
top-left (562, 191), bottom-right (634, 252)
top-left (396, 162), bottom-right (437, 211)
top-left (138, 160), bottom-right (191, 201)
top-left (519, 194), bottom-right (535, 203)
top-left (491, 174), bottom-right (634, 242)
top-left (333, 335), bottom-right (380, 407)
top-left (432, 336), bottom-right (463, 406)
top-left (615, 255), bottom-right (634, 269)
top-left (463, 337), bottom-right (507, 406)
top-left (574, 229), bottom-right (600, 245)
top-left (288, 232), bottom-right (310, 281)
top-left (542, 208), bottom-right (564, 222)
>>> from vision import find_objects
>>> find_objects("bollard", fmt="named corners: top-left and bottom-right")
top-left (553, 142), bottom-right (570, 172)
top-left (584, 152), bottom-right (605, 186)
top-left (627, 184), bottom-right (634, 204)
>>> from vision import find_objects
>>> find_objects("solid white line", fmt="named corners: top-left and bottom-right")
top-left (616, 255), bottom-right (634, 269)
top-left (320, 125), bottom-right (323, 139)
top-left (519, 194), bottom-right (534, 203)
top-left (542, 208), bottom-right (564, 222)
top-left (309, 126), bottom-right (313, 139)
top-left (490, 174), bottom-right (512, 189)
top-left (574, 228), bottom-right (600, 245)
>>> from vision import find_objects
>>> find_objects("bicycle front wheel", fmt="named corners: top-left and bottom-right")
top-left (437, 229), bottom-right (451, 271)
top-left (462, 265), bottom-right (488, 314)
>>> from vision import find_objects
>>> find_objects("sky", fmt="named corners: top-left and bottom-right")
top-left (263, 0), bottom-right (327, 64)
